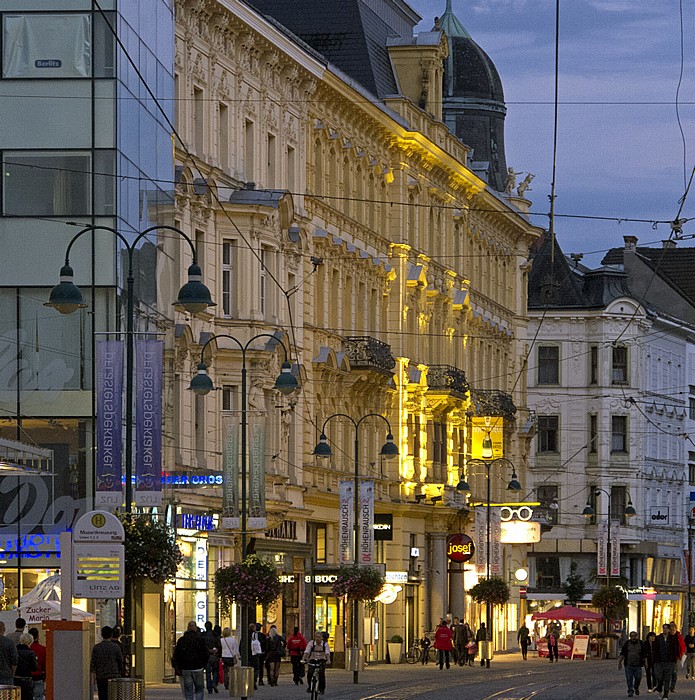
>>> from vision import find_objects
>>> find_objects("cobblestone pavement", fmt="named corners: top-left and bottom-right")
top-left (141, 652), bottom-right (676, 699)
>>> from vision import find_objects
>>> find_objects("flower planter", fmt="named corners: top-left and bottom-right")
top-left (387, 642), bottom-right (403, 664)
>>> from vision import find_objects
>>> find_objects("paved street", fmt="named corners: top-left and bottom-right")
top-left (143, 653), bottom-right (690, 699)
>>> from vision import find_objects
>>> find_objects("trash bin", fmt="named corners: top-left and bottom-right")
top-left (345, 647), bottom-right (364, 672)
top-left (606, 638), bottom-right (618, 659)
top-left (107, 678), bottom-right (144, 700)
top-left (0, 686), bottom-right (20, 700)
top-left (478, 641), bottom-right (494, 661)
top-left (228, 666), bottom-right (255, 697)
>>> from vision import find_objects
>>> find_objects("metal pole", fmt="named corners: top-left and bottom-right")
top-left (353, 431), bottom-right (360, 685)
top-left (606, 491), bottom-right (611, 591)
top-left (486, 462), bottom-right (491, 668)
top-left (240, 360), bottom-right (248, 670)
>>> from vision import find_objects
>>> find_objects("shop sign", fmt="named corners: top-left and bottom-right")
top-left (304, 573), bottom-right (339, 584)
top-left (500, 520), bottom-right (541, 544)
top-left (500, 506), bottom-right (534, 522)
top-left (266, 521), bottom-right (297, 540)
top-left (446, 534), bottom-right (475, 563)
top-left (385, 571), bottom-right (408, 584)
top-left (690, 491), bottom-right (695, 520)
top-left (375, 583), bottom-right (401, 605)
top-left (650, 506), bottom-right (669, 525)
top-left (374, 513), bottom-right (393, 541)
top-left (162, 473), bottom-right (223, 486)
top-left (180, 514), bottom-right (215, 531)
top-left (280, 574), bottom-right (296, 584)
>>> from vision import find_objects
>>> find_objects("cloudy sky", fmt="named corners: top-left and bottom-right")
top-left (408, 0), bottom-right (695, 265)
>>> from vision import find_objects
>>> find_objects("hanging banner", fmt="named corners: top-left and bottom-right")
top-left (359, 480), bottom-right (375, 565)
top-left (221, 420), bottom-right (240, 529)
top-left (474, 507), bottom-right (487, 574)
top-left (610, 525), bottom-right (620, 577)
top-left (135, 340), bottom-right (163, 507)
top-left (597, 521), bottom-right (608, 577)
top-left (339, 480), bottom-right (354, 564)
top-left (470, 419), bottom-right (504, 459)
top-left (95, 341), bottom-right (123, 508)
top-left (248, 423), bottom-right (266, 529)
top-left (490, 508), bottom-right (502, 576)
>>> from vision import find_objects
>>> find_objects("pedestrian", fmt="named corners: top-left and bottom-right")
top-left (434, 619), bottom-right (454, 670)
top-left (453, 619), bottom-right (467, 666)
top-left (265, 625), bottom-right (285, 686)
top-left (14, 633), bottom-right (37, 700)
top-left (643, 631), bottom-right (657, 693)
top-left (28, 627), bottom-right (46, 700)
top-left (419, 631), bottom-right (431, 665)
top-left (255, 624), bottom-right (268, 686)
top-left (547, 627), bottom-right (559, 663)
top-left (219, 628), bottom-right (239, 690)
top-left (669, 621), bottom-right (686, 693)
top-left (653, 622), bottom-right (679, 699)
top-left (462, 623), bottom-right (474, 666)
top-left (8, 618), bottom-right (26, 646)
top-left (0, 622), bottom-right (18, 686)
top-left (286, 626), bottom-right (307, 685)
top-left (476, 623), bottom-right (489, 667)
top-left (517, 622), bottom-right (530, 661)
top-left (619, 630), bottom-right (646, 697)
top-left (684, 626), bottom-right (695, 680)
top-left (202, 621), bottom-right (220, 694)
top-left (302, 630), bottom-right (331, 695)
top-left (248, 623), bottom-right (264, 690)
top-left (90, 626), bottom-right (123, 700)
top-left (173, 621), bottom-right (210, 700)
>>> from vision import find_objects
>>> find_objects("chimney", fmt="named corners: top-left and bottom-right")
top-left (623, 235), bottom-right (637, 251)
top-left (662, 239), bottom-right (677, 249)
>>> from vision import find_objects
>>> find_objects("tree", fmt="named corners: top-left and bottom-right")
top-left (468, 577), bottom-right (510, 606)
top-left (592, 585), bottom-right (628, 622)
top-left (562, 562), bottom-right (586, 606)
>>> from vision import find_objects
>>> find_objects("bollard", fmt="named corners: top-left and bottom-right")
top-left (228, 666), bottom-right (255, 697)
top-left (107, 678), bottom-right (144, 700)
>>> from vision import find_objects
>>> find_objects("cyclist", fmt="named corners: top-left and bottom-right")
top-left (302, 630), bottom-right (331, 695)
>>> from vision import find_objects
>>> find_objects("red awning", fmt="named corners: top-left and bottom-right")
top-left (531, 605), bottom-right (604, 622)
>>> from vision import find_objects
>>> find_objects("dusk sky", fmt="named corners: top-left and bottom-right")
top-left (409, 0), bottom-right (695, 265)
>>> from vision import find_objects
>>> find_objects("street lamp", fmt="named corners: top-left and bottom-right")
top-left (188, 332), bottom-right (298, 667)
top-left (45, 223), bottom-right (214, 656)
top-left (456, 442), bottom-right (521, 668)
top-left (313, 413), bottom-right (398, 684)
top-left (582, 487), bottom-right (636, 589)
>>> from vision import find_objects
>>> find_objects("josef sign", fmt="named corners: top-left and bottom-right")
top-left (446, 534), bottom-right (475, 563)
top-left (71, 510), bottom-right (124, 599)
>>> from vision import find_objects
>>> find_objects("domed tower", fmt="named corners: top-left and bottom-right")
top-left (440, 0), bottom-right (508, 192)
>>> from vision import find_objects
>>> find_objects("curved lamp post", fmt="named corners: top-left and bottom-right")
top-left (45, 223), bottom-right (214, 672)
top-left (313, 413), bottom-right (398, 684)
top-left (456, 435), bottom-right (521, 668)
top-left (582, 487), bottom-right (636, 589)
top-left (189, 333), bottom-right (298, 667)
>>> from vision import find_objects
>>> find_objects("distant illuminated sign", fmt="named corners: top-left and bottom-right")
top-left (163, 473), bottom-right (223, 486)
top-left (470, 419), bottom-right (504, 459)
top-left (500, 520), bottom-right (541, 544)
top-left (447, 534), bottom-right (475, 563)
top-left (180, 514), bottom-right (215, 531)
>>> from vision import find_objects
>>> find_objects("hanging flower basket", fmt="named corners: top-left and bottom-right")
top-left (119, 514), bottom-right (183, 585)
top-left (331, 565), bottom-right (385, 602)
top-left (215, 555), bottom-right (282, 615)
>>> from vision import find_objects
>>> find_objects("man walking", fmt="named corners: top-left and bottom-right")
top-left (684, 626), bottom-right (695, 680)
top-left (434, 619), bottom-right (454, 670)
top-left (8, 618), bottom-right (26, 646)
top-left (619, 631), bottom-right (646, 697)
top-left (517, 623), bottom-right (530, 661)
top-left (173, 621), bottom-right (210, 700)
top-left (453, 619), bottom-right (467, 666)
top-left (653, 623), bottom-right (679, 699)
top-left (286, 627), bottom-right (307, 685)
top-left (476, 623), bottom-right (489, 667)
top-left (669, 622), bottom-right (686, 693)
top-left (90, 626), bottom-right (124, 700)
top-left (0, 623), bottom-right (18, 687)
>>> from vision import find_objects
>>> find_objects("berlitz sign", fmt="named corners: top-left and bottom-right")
top-left (446, 533), bottom-right (475, 563)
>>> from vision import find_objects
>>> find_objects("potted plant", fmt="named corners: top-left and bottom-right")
top-left (388, 634), bottom-right (404, 664)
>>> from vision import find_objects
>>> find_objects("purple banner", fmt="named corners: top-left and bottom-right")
top-left (96, 341), bottom-right (123, 508)
top-left (135, 340), bottom-right (163, 507)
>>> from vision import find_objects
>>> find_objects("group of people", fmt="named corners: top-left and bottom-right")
top-left (428, 618), bottom-right (489, 670)
top-left (172, 622), bottom-right (330, 699)
top-left (618, 622), bottom-right (695, 699)
top-left (0, 617), bottom-right (47, 700)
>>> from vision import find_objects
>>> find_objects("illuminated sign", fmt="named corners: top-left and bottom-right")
top-left (374, 514), bottom-right (393, 541)
top-left (375, 583), bottom-right (401, 605)
top-left (162, 474), bottom-right (223, 486)
top-left (470, 419), bottom-right (504, 459)
top-left (500, 506), bottom-right (534, 522)
top-left (385, 571), bottom-right (408, 584)
top-left (304, 573), bottom-right (338, 584)
top-left (180, 514), bottom-right (215, 531)
top-left (447, 534), bottom-right (475, 563)
top-left (500, 520), bottom-right (541, 544)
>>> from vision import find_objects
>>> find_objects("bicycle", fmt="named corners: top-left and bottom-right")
top-left (405, 639), bottom-right (437, 664)
top-left (304, 659), bottom-right (327, 700)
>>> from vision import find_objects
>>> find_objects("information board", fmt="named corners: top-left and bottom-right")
top-left (571, 635), bottom-right (590, 660)
top-left (73, 542), bottom-right (124, 598)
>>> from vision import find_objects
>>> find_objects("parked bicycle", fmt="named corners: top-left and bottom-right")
top-left (406, 638), bottom-right (437, 664)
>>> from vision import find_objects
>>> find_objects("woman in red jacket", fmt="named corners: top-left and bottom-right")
top-left (434, 620), bottom-right (454, 670)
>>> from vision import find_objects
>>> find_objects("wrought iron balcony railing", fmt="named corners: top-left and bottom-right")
top-left (344, 336), bottom-right (396, 374)
top-left (427, 365), bottom-right (469, 398)
top-left (468, 389), bottom-right (517, 420)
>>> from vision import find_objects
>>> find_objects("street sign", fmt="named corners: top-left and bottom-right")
top-left (73, 510), bottom-right (125, 542)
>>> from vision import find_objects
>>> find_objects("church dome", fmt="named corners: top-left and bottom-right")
top-left (439, 0), bottom-right (508, 192)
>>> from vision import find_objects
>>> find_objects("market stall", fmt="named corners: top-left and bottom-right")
top-left (532, 606), bottom-right (604, 659)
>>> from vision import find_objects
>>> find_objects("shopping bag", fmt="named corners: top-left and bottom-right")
top-left (219, 659), bottom-right (225, 684)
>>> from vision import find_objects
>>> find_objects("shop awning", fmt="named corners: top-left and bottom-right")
top-left (531, 605), bottom-right (604, 622)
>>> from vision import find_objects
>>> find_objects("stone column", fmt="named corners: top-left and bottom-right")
top-left (449, 561), bottom-right (465, 619)
top-left (428, 532), bottom-right (448, 628)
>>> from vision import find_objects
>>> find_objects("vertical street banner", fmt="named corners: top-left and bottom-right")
top-left (135, 340), bottom-right (163, 507)
top-left (610, 525), bottom-right (620, 577)
top-left (597, 521), bottom-right (608, 577)
top-left (248, 423), bottom-right (266, 529)
top-left (359, 480), bottom-right (375, 565)
top-left (490, 509), bottom-right (502, 576)
top-left (474, 507), bottom-right (487, 574)
top-left (221, 419), bottom-right (239, 529)
top-left (339, 480), bottom-right (354, 564)
top-left (96, 341), bottom-right (123, 508)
